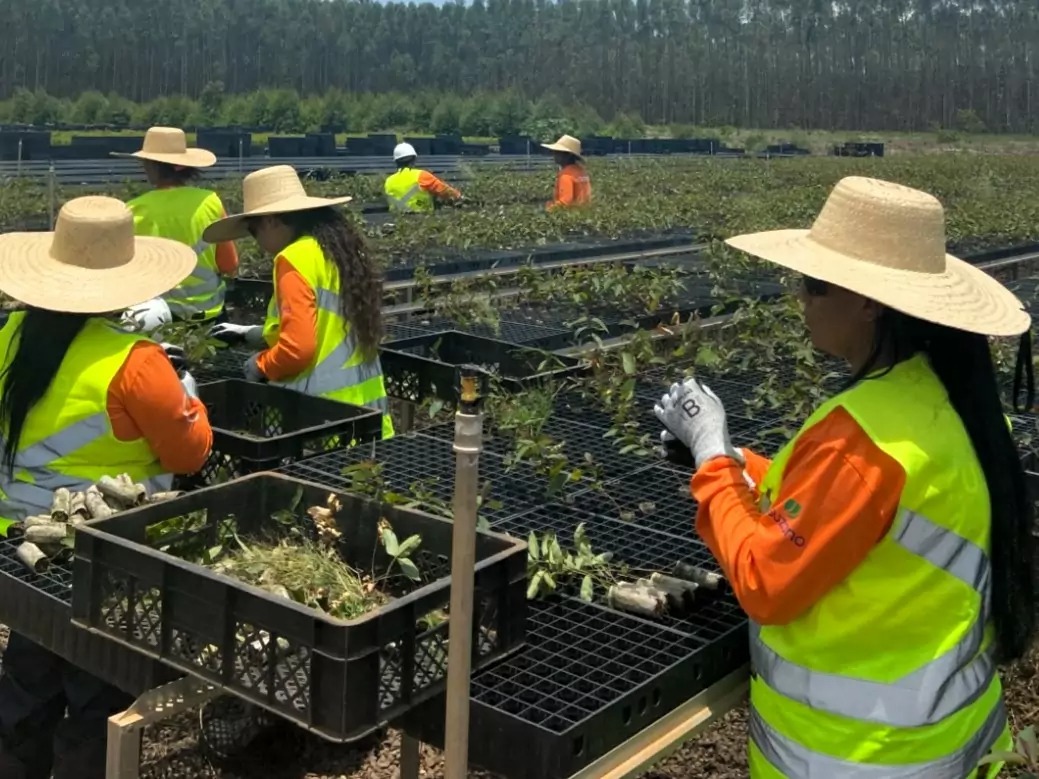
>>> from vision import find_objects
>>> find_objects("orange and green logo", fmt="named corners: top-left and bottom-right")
top-left (783, 498), bottom-right (802, 518)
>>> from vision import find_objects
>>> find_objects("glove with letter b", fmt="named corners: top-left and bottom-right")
top-left (209, 322), bottom-right (265, 348)
top-left (653, 378), bottom-right (744, 468)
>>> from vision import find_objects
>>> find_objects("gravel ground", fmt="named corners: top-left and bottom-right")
top-left (0, 626), bottom-right (1035, 778)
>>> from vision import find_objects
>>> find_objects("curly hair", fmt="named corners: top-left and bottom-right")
top-left (279, 207), bottom-right (383, 359)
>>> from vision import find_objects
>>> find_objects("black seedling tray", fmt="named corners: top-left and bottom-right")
top-left (194, 345), bottom-right (255, 383)
top-left (571, 464), bottom-right (698, 540)
top-left (278, 432), bottom-right (547, 523)
top-left (0, 537), bottom-right (175, 696)
top-left (71, 473), bottom-right (528, 742)
top-left (379, 331), bottom-right (585, 403)
top-left (406, 318), bottom-right (576, 351)
top-left (182, 380), bottom-right (384, 488)
top-left (402, 596), bottom-right (747, 779)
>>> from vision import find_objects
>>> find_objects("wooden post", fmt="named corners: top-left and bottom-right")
top-left (442, 367), bottom-right (483, 779)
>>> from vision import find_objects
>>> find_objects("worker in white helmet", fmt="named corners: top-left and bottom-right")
top-left (384, 143), bottom-right (462, 214)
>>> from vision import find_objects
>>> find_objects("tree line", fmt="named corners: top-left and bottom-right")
top-left (0, 0), bottom-right (1036, 133)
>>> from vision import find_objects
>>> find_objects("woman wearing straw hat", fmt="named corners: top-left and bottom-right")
top-left (653, 177), bottom-right (1033, 778)
top-left (541, 135), bottom-right (591, 211)
top-left (0, 196), bottom-right (214, 779)
top-left (115, 126), bottom-right (239, 325)
top-left (206, 166), bottom-right (394, 439)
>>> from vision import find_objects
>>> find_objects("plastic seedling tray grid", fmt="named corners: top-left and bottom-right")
top-left (398, 317), bottom-right (575, 350)
top-left (193, 345), bottom-right (255, 383)
top-left (379, 331), bottom-right (585, 403)
top-left (71, 473), bottom-right (527, 742)
top-left (0, 536), bottom-right (175, 696)
top-left (182, 380), bottom-right (384, 488)
top-left (402, 596), bottom-right (747, 779)
top-left (570, 464), bottom-right (698, 540)
top-left (278, 433), bottom-right (547, 524)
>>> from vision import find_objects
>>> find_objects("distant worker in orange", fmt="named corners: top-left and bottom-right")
top-left (542, 135), bottom-right (591, 211)
top-left (384, 143), bottom-right (462, 214)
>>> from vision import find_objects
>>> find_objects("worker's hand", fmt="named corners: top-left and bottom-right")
top-left (160, 343), bottom-right (186, 373)
top-left (243, 353), bottom-right (266, 383)
top-left (121, 298), bottom-right (172, 334)
top-left (654, 379), bottom-right (744, 468)
top-left (210, 323), bottom-right (265, 347)
top-left (180, 371), bottom-right (199, 399)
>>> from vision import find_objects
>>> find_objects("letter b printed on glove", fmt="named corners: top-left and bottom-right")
top-left (653, 378), bottom-right (744, 468)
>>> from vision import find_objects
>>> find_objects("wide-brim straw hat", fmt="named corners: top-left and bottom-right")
top-left (725, 176), bottom-right (1031, 337)
top-left (541, 135), bottom-right (584, 160)
top-left (111, 126), bottom-right (217, 168)
top-left (0, 196), bottom-right (196, 314)
top-left (202, 165), bottom-right (353, 243)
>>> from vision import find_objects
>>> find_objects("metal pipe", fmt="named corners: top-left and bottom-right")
top-left (442, 366), bottom-right (484, 779)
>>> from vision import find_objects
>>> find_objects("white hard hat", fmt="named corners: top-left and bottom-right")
top-left (393, 143), bottom-right (418, 161)
top-left (121, 297), bottom-right (172, 334)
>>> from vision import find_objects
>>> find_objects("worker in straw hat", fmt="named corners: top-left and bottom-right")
top-left (541, 134), bottom-right (591, 211)
top-left (206, 165), bottom-right (394, 439)
top-left (113, 126), bottom-right (240, 326)
top-left (384, 142), bottom-right (463, 214)
top-left (652, 176), bottom-right (1033, 778)
top-left (0, 196), bottom-right (214, 779)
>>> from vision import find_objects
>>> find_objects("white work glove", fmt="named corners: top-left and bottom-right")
top-left (654, 379), bottom-right (744, 468)
top-left (121, 298), bottom-right (172, 334)
top-left (243, 353), bottom-right (266, 383)
top-left (210, 322), bottom-right (265, 347)
top-left (161, 343), bottom-right (186, 373)
top-left (180, 371), bottom-right (199, 399)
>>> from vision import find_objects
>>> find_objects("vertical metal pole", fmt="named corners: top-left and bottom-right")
top-left (238, 136), bottom-right (244, 173)
top-left (16, 137), bottom-right (22, 176)
top-left (526, 139), bottom-right (531, 172)
top-left (47, 162), bottom-right (56, 228)
top-left (399, 733), bottom-right (421, 779)
top-left (442, 368), bottom-right (483, 779)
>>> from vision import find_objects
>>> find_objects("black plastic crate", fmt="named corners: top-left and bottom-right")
top-left (379, 331), bottom-right (585, 403)
top-left (71, 473), bottom-right (528, 742)
top-left (182, 381), bottom-right (384, 487)
top-left (402, 596), bottom-right (747, 779)
top-left (279, 432), bottom-right (546, 523)
top-left (193, 345), bottom-right (254, 383)
top-left (0, 537), bottom-right (175, 696)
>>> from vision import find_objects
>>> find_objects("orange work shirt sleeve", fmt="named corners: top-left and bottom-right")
top-left (418, 170), bottom-right (460, 199)
top-left (547, 169), bottom-right (575, 211)
top-left (691, 406), bottom-right (905, 625)
top-left (255, 256), bottom-right (318, 381)
top-left (107, 341), bottom-right (213, 474)
top-left (214, 206), bottom-right (239, 276)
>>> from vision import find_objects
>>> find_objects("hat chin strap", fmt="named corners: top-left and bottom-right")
top-left (1012, 330), bottom-right (1034, 414)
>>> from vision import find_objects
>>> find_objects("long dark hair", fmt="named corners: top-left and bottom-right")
top-left (849, 307), bottom-right (1035, 661)
top-left (147, 161), bottom-right (201, 186)
top-left (0, 309), bottom-right (90, 475)
top-left (279, 207), bottom-right (383, 359)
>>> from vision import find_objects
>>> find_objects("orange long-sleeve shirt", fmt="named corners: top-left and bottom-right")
top-left (418, 170), bottom-right (461, 200)
top-left (108, 341), bottom-right (213, 474)
top-left (691, 406), bottom-right (905, 625)
top-left (547, 164), bottom-right (592, 211)
top-left (255, 257), bottom-right (318, 381)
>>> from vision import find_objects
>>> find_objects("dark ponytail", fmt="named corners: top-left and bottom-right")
top-left (850, 311), bottom-right (1035, 661)
top-left (279, 207), bottom-right (383, 360)
top-left (0, 309), bottom-right (90, 475)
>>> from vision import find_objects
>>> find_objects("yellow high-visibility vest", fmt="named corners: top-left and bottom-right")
top-left (385, 168), bottom-right (434, 214)
top-left (262, 236), bottom-right (394, 439)
top-left (0, 313), bottom-right (171, 535)
top-left (750, 353), bottom-right (1012, 778)
top-left (128, 187), bottom-right (228, 321)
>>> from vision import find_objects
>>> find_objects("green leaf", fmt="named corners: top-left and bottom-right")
top-left (381, 528), bottom-right (400, 557)
top-left (528, 532), bottom-right (540, 560)
top-left (397, 534), bottom-right (423, 559)
top-left (978, 750), bottom-right (1027, 766)
top-left (428, 399), bottom-right (445, 418)
top-left (621, 352), bottom-right (636, 375)
top-left (542, 572), bottom-right (556, 590)
top-left (207, 545), bottom-right (224, 561)
top-left (397, 557), bottom-right (421, 581)
top-left (526, 570), bottom-right (545, 599)
top-left (580, 575), bottom-right (594, 601)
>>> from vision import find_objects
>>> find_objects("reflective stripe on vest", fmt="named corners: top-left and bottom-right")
top-left (271, 288), bottom-right (388, 412)
top-left (749, 696), bottom-right (1008, 779)
top-left (165, 239), bottom-right (223, 318)
top-left (386, 183), bottom-right (422, 212)
top-left (750, 508), bottom-right (994, 729)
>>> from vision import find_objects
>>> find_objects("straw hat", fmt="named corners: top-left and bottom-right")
top-left (111, 127), bottom-right (217, 168)
top-left (541, 135), bottom-right (584, 160)
top-left (202, 165), bottom-right (353, 243)
top-left (0, 196), bottom-right (196, 314)
top-left (725, 176), bottom-right (1030, 337)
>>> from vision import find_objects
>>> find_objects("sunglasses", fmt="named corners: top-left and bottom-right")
top-left (801, 275), bottom-right (829, 296)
